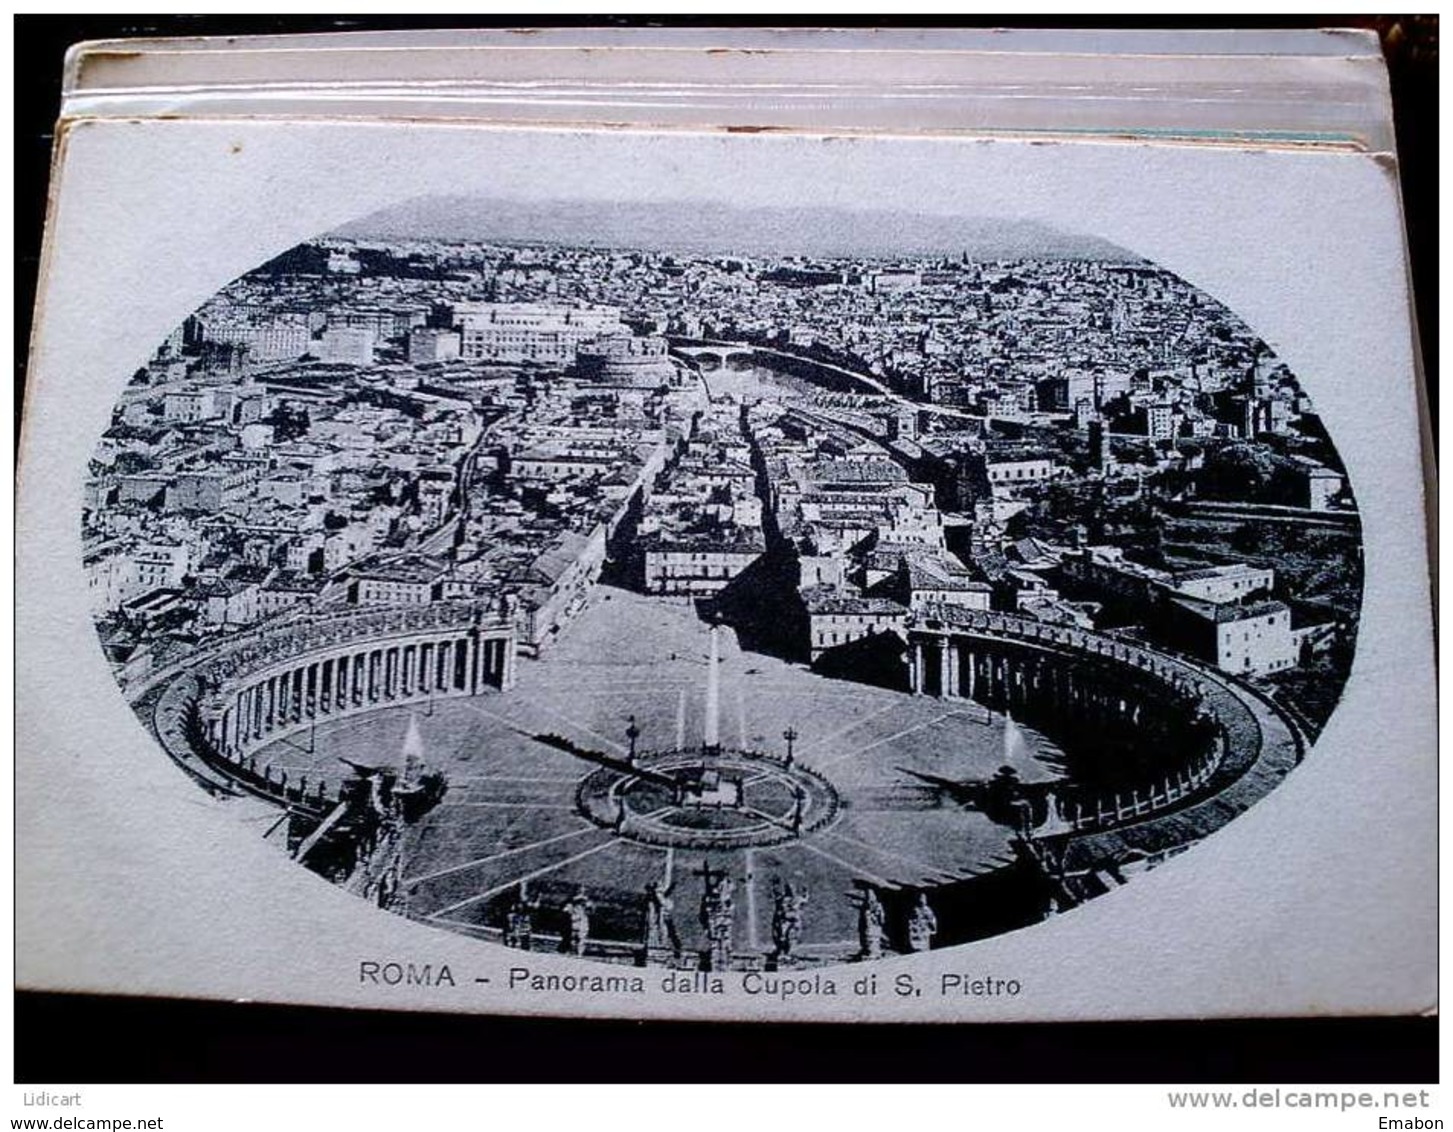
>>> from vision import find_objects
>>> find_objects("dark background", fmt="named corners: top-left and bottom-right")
top-left (12, 15), bottom-right (1437, 1085)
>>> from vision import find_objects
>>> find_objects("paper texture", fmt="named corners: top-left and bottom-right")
top-left (17, 109), bottom-right (1434, 1022)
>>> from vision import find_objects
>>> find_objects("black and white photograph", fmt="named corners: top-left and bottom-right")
top-left (16, 31), bottom-right (1436, 1103)
top-left (83, 198), bottom-right (1364, 976)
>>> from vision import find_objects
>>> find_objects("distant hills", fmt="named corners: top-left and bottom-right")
top-left (334, 195), bottom-right (1141, 262)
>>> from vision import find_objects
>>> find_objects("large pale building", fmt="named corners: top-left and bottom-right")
top-left (985, 456), bottom-right (1057, 487)
top-left (1064, 546), bottom-right (1273, 608)
top-left (799, 587), bottom-right (907, 661)
top-left (1064, 545), bottom-right (1293, 677)
top-left (347, 554), bottom-right (450, 606)
top-left (319, 325), bottom-right (377, 366)
top-left (642, 532), bottom-right (764, 596)
top-left (194, 315), bottom-right (311, 362)
top-left (408, 327), bottom-right (462, 365)
top-left (1162, 595), bottom-right (1297, 676)
top-left (510, 528), bottom-right (609, 656)
top-left (167, 464), bottom-right (266, 513)
top-left (454, 302), bottom-right (622, 365)
top-left (1281, 455), bottom-right (1345, 510)
top-left (163, 387), bottom-right (222, 423)
top-left (85, 541), bottom-right (191, 614)
top-left (1166, 563), bottom-right (1274, 604)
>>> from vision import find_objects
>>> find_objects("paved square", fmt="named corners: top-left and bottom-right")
top-left (255, 587), bottom-right (1063, 963)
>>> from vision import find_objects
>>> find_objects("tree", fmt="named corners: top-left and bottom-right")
top-left (267, 403), bottom-right (312, 443)
top-left (1200, 443), bottom-right (1278, 500)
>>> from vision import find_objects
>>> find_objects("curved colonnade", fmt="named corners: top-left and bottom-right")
top-left (145, 602), bottom-right (516, 808)
top-left (905, 605), bottom-right (1305, 843)
top-left (137, 597), bottom-right (1305, 913)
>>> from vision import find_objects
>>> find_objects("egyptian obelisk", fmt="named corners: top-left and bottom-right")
top-left (703, 624), bottom-right (721, 753)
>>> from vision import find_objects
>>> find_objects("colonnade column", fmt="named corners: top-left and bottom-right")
top-left (503, 635), bottom-right (517, 690)
top-left (435, 641), bottom-right (449, 692)
top-left (437, 641), bottom-right (452, 692)
top-left (939, 640), bottom-right (960, 699)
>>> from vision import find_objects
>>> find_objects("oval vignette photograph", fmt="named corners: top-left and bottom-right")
top-left (83, 196), bottom-right (1364, 973)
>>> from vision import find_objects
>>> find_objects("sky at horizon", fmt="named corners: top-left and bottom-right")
top-left (332, 195), bottom-right (1142, 263)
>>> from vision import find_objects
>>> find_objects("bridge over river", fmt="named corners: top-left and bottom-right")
top-left (669, 337), bottom-right (1013, 426)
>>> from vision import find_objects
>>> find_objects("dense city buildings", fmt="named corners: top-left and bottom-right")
top-left (87, 230), bottom-right (1360, 720)
top-left (84, 218), bottom-right (1362, 966)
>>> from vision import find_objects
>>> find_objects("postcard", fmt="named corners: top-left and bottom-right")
top-left (17, 31), bottom-right (1435, 1022)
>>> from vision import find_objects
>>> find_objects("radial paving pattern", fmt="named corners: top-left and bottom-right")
top-left (252, 588), bottom-right (1064, 961)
